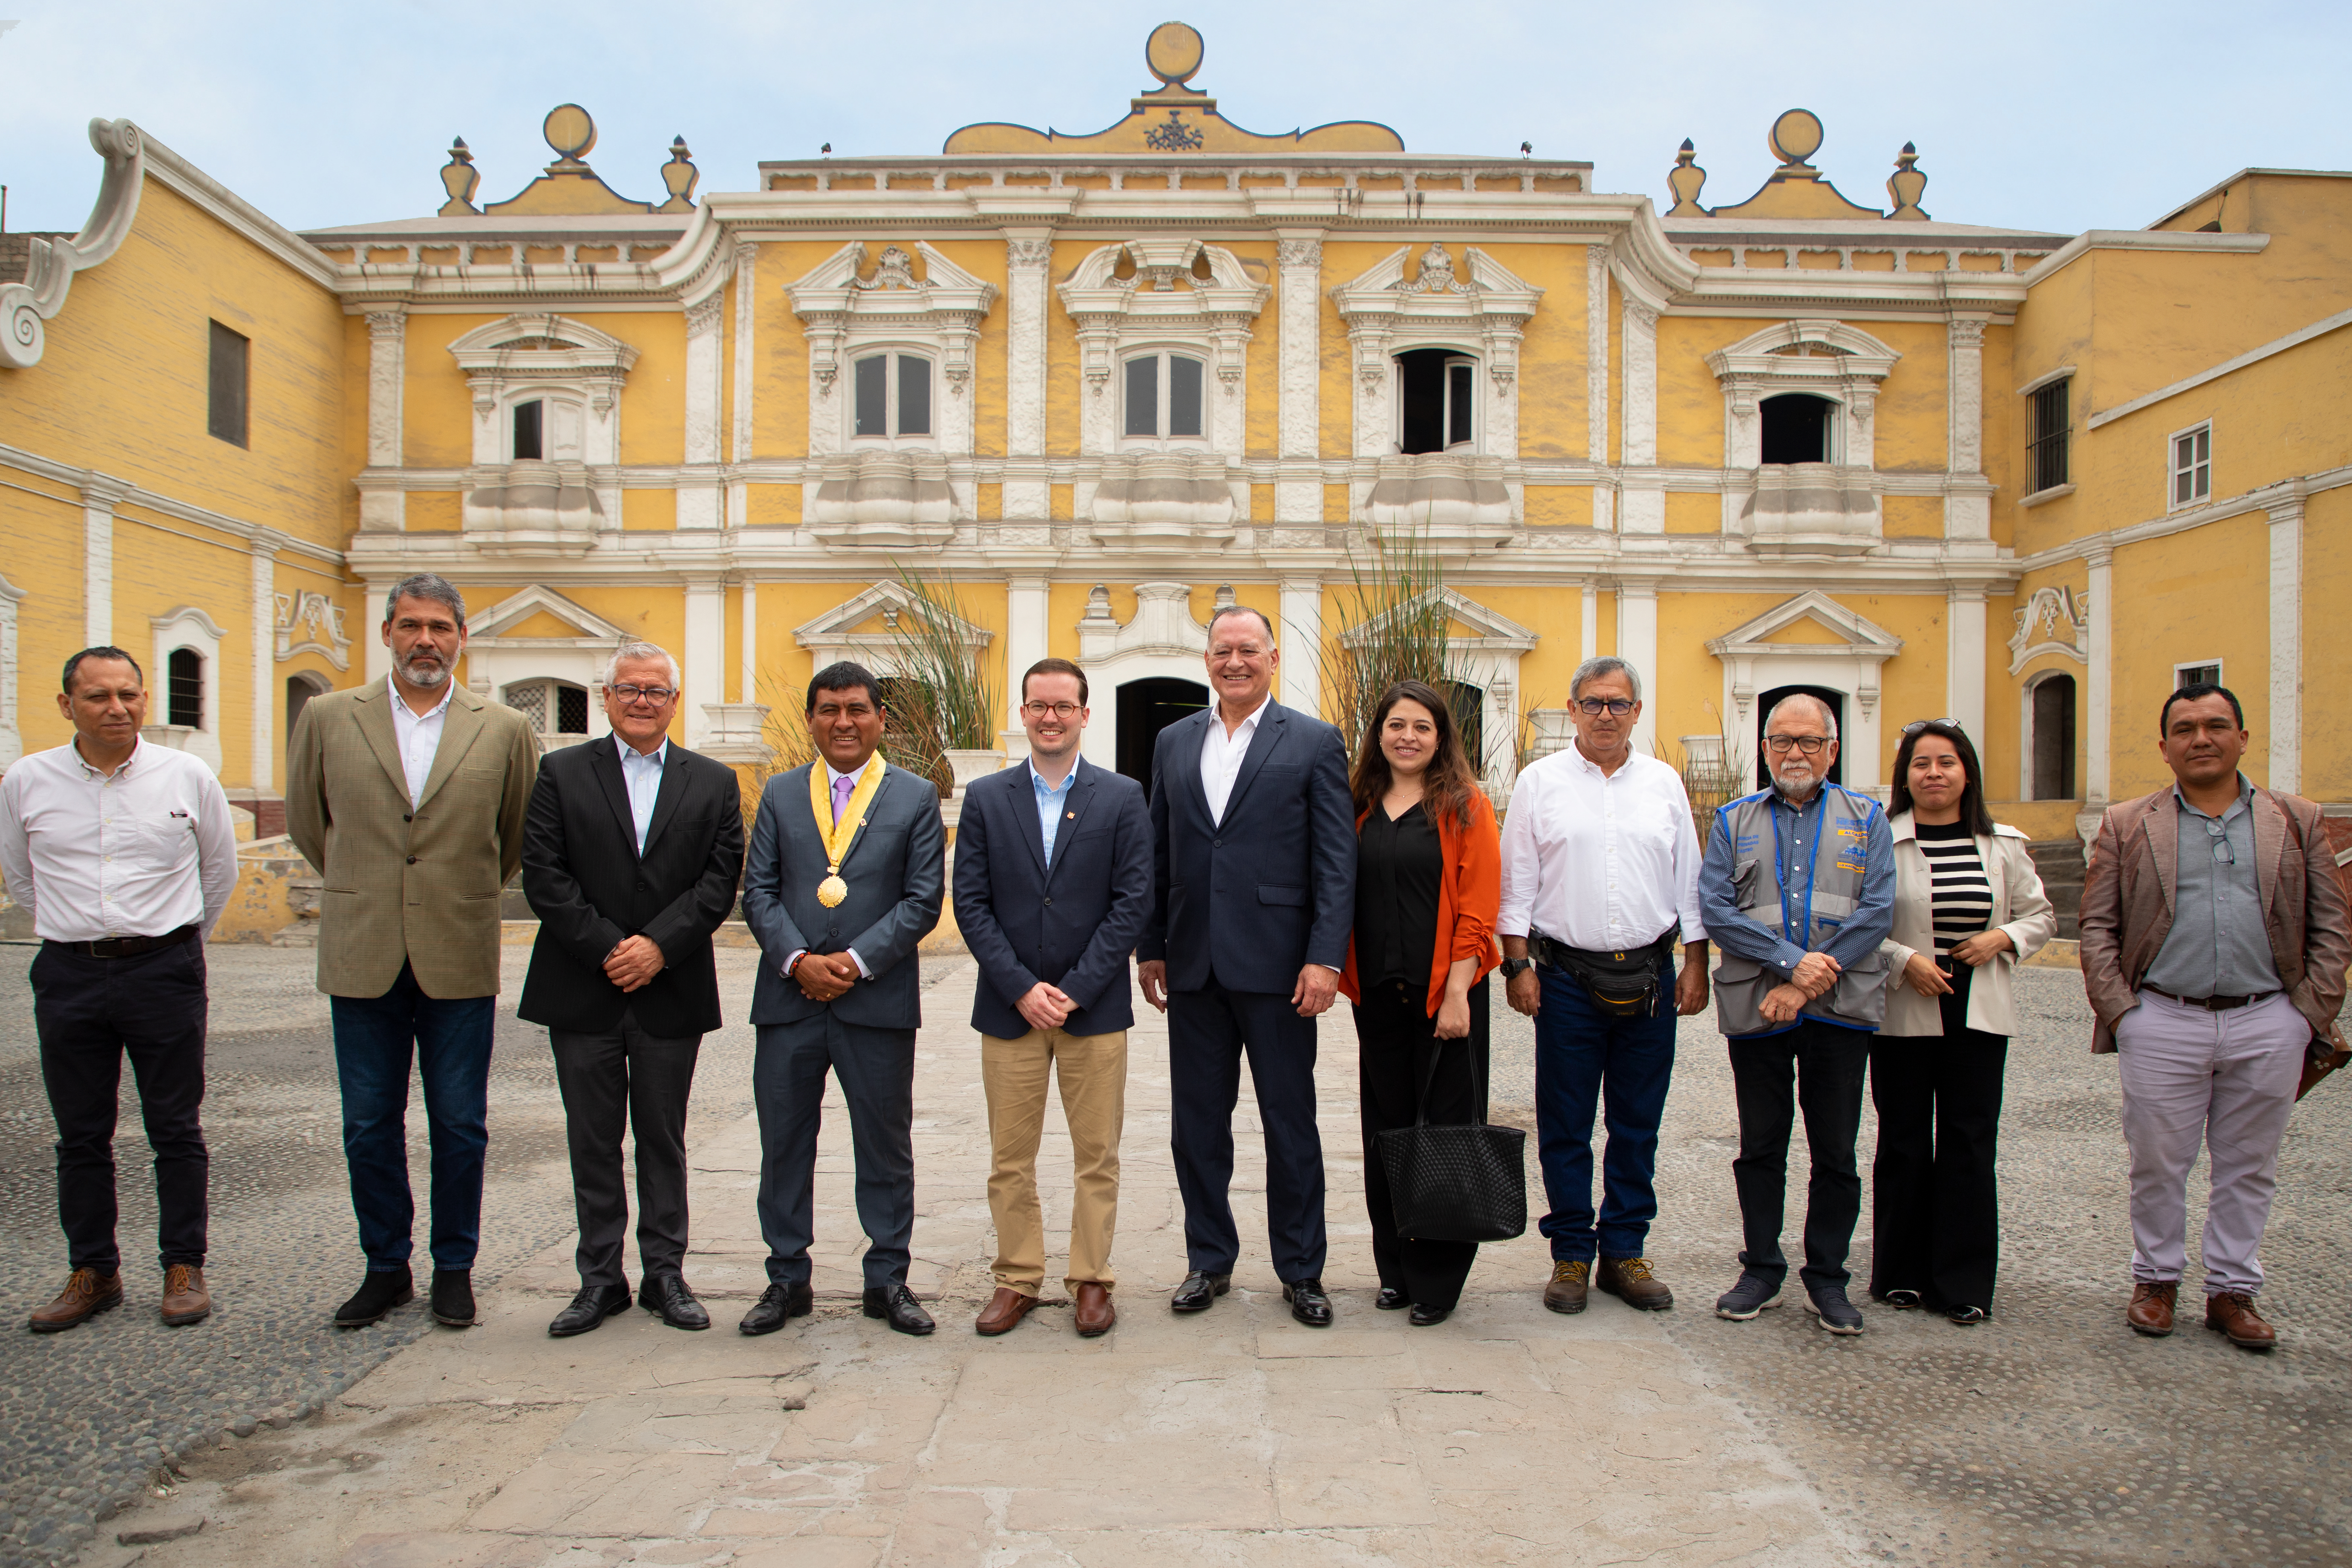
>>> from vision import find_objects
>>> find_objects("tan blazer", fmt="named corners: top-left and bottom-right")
top-left (2079, 784), bottom-right (2351, 1054)
top-left (1879, 814), bottom-right (2056, 1038)
top-left (287, 678), bottom-right (541, 1000)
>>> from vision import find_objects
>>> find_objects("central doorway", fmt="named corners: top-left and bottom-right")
top-left (1753, 684), bottom-right (1845, 790)
top-left (1116, 677), bottom-right (1210, 789)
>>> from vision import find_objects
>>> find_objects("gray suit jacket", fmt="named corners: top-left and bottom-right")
top-left (742, 759), bottom-right (945, 1030)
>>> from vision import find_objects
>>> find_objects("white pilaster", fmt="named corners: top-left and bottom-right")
top-left (360, 308), bottom-right (406, 532)
top-left (1586, 245), bottom-right (1610, 465)
top-left (1619, 298), bottom-right (1663, 534)
top-left (682, 576), bottom-right (725, 746)
top-left (1280, 579), bottom-right (1324, 720)
top-left (1003, 574), bottom-right (1050, 758)
top-left (363, 579), bottom-right (392, 684)
top-left (1580, 584), bottom-right (1598, 664)
top-left (80, 473), bottom-right (128, 646)
top-left (2084, 545), bottom-right (2113, 805)
top-left (739, 579), bottom-right (759, 705)
top-left (1944, 317), bottom-right (1990, 541)
top-left (1275, 233), bottom-right (1324, 525)
top-left (1945, 583), bottom-right (1986, 747)
top-left (2269, 498), bottom-right (2304, 794)
top-left (1617, 580), bottom-right (1659, 755)
top-left (678, 293), bottom-right (726, 530)
top-left (729, 243), bottom-right (760, 528)
top-left (1003, 233), bottom-right (1054, 521)
top-left (0, 573), bottom-right (23, 773)
top-left (250, 532), bottom-right (282, 792)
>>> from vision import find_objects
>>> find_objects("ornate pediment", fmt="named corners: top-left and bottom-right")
top-left (1329, 245), bottom-right (1543, 394)
top-left (2008, 585), bottom-right (2090, 674)
top-left (466, 585), bottom-right (632, 646)
top-left (786, 241), bottom-right (998, 396)
top-left (793, 582), bottom-right (992, 670)
top-left (1705, 590), bottom-right (1903, 662)
top-left (274, 591), bottom-right (352, 669)
top-left (1339, 587), bottom-right (1537, 654)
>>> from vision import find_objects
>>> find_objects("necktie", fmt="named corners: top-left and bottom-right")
top-left (833, 773), bottom-right (854, 825)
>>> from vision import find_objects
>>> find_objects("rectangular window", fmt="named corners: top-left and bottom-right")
top-left (1123, 356), bottom-right (1158, 438)
top-left (2174, 660), bottom-right (2222, 690)
top-left (2027, 378), bottom-right (2069, 493)
top-left (512, 399), bottom-right (544, 460)
top-left (853, 355), bottom-right (888, 438)
top-left (895, 354), bottom-right (932, 437)
top-left (1447, 360), bottom-right (1475, 449)
top-left (207, 321), bottom-right (249, 447)
top-left (1168, 354), bottom-right (1204, 438)
top-left (167, 648), bottom-right (204, 728)
top-left (2171, 423), bottom-right (2211, 507)
top-left (555, 685), bottom-right (589, 735)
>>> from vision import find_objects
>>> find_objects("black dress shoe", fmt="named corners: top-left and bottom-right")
top-left (1409, 1303), bottom-right (1451, 1327)
top-left (1170, 1271), bottom-right (1232, 1313)
top-left (862, 1284), bottom-right (936, 1336)
top-left (430, 1269), bottom-right (476, 1327)
top-left (640, 1272), bottom-right (710, 1331)
top-left (548, 1284), bottom-right (632, 1338)
top-left (738, 1281), bottom-right (814, 1336)
top-left (1282, 1278), bottom-right (1334, 1328)
top-left (333, 1267), bottom-right (413, 1328)
top-left (1375, 1287), bottom-right (1409, 1311)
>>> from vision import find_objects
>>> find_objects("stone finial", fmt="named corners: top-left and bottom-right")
top-left (1666, 138), bottom-right (1708, 216)
top-left (1767, 109), bottom-right (1825, 171)
top-left (657, 136), bottom-right (699, 213)
top-left (438, 137), bottom-right (480, 216)
top-left (543, 104), bottom-right (597, 171)
top-left (1886, 142), bottom-right (1930, 221)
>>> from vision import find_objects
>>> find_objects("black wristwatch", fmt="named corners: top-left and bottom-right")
top-left (1499, 957), bottom-right (1534, 980)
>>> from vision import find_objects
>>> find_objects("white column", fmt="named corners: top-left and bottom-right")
top-left (1001, 574), bottom-right (1050, 758)
top-left (362, 578), bottom-right (392, 684)
top-left (2268, 498), bottom-right (2304, 794)
top-left (0, 573), bottom-right (23, 772)
top-left (1580, 584), bottom-right (1598, 663)
top-left (729, 242), bottom-right (760, 527)
top-left (1003, 232), bottom-right (1054, 521)
top-left (360, 308), bottom-right (406, 532)
top-left (1619, 297), bottom-right (1663, 534)
top-left (250, 532), bottom-right (282, 793)
top-left (738, 578), bottom-right (759, 705)
top-left (1274, 233), bottom-right (1324, 526)
top-left (1945, 583), bottom-right (1987, 747)
top-left (678, 293), bottom-right (726, 530)
top-left (1280, 579), bottom-right (1324, 720)
top-left (1586, 245), bottom-right (1610, 465)
top-left (80, 473), bottom-right (128, 646)
top-left (1944, 317), bottom-right (1990, 541)
top-left (1617, 580), bottom-right (1659, 755)
top-left (681, 576), bottom-right (725, 745)
top-left (2084, 545), bottom-right (2113, 805)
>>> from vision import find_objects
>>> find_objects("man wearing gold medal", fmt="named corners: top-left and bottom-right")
top-left (740, 662), bottom-right (947, 1336)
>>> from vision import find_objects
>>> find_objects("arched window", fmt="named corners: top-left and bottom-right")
top-left (2031, 674), bottom-right (2078, 800)
top-left (1121, 352), bottom-right (1207, 443)
top-left (1759, 394), bottom-right (1835, 464)
top-left (1396, 349), bottom-right (1477, 455)
top-left (286, 671), bottom-right (331, 738)
top-left (167, 648), bottom-right (204, 729)
top-left (852, 352), bottom-right (934, 441)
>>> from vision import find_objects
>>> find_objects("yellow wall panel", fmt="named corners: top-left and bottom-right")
top-left (1655, 315), bottom-right (1732, 468)
top-left (399, 314), bottom-right (500, 469)
top-left (1522, 485), bottom-right (1591, 529)
top-left (2302, 485), bottom-right (2352, 799)
top-left (623, 488), bottom-right (676, 530)
top-left (1864, 320), bottom-right (1949, 473)
top-left (405, 491), bottom-right (461, 533)
top-left (1665, 491), bottom-right (1719, 534)
top-left (1482, 242), bottom-right (1588, 460)
top-left (612, 311), bottom-right (688, 465)
top-left (1882, 495), bottom-right (1943, 539)
top-left (748, 484), bottom-right (800, 526)
top-left (2109, 513), bottom-right (2271, 795)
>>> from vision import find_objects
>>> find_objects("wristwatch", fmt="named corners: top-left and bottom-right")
top-left (1499, 957), bottom-right (1534, 980)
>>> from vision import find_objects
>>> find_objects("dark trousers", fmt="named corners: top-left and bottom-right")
top-left (329, 962), bottom-right (496, 1274)
top-left (1727, 1019), bottom-right (1871, 1292)
top-left (1168, 979), bottom-right (1328, 1283)
top-left (1532, 963), bottom-right (1677, 1264)
top-left (1354, 977), bottom-right (1488, 1311)
top-left (550, 1011), bottom-right (701, 1291)
top-left (753, 1014), bottom-right (916, 1291)
top-left (1868, 1029), bottom-right (2008, 1312)
top-left (30, 940), bottom-right (210, 1273)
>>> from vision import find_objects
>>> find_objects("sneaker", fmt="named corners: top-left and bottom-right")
top-left (1946, 1304), bottom-right (1987, 1326)
top-left (1805, 1283), bottom-right (1864, 1335)
top-left (1714, 1270), bottom-right (1783, 1320)
top-left (1876, 1288), bottom-right (1923, 1309)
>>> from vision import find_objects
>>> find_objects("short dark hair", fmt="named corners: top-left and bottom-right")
top-left (2159, 682), bottom-right (2243, 735)
top-left (1888, 720), bottom-right (1995, 837)
top-left (62, 646), bottom-right (143, 694)
top-left (1021, 657), bottom-right (1089, 706)
top-left (1206, 604), bottom-right (1276, 646)
top-left (806, 660), bottom-right (885, 714)
top-left (384, 572), bottom-right (467, 626)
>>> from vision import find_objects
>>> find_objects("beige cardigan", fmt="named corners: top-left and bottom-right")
top-left (1879, 813), bottom-right (2057, 1038)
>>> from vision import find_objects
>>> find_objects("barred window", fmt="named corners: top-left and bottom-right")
top-left (2027, 378), bottom-right (2069, 494)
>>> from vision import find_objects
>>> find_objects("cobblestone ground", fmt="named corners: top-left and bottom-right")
top-left (0, 945), bottom-right (763, 1568)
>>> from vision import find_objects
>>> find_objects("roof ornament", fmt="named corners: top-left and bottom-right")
top-left (657, 136), bottom-right (699, 214)
top-left (1886, 142), bottom-right (1930, 222)
top-left (476, 105), bottom-right (665, 217)
top-left (1666, 138), bottom-right (1707, 217)
top-left (852, 245), bottom-right (921, 291)
top-left (1702, 109), bottom-right (1883, 221)
top-left (438, 138), bottom-right (481, 216)
top-left (1401, 242), bottom-right (1472, 295)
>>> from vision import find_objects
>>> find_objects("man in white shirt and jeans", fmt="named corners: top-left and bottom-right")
top-left (1498, 657), bottom-right (1708, 1315)
top-left (1, 647), bottom-right (239, 1332)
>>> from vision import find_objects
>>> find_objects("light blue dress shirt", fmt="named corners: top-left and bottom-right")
top-left (616, 735), bottom-right (667, 854)
top-left (1032, 759), bottom-right (1078, 865)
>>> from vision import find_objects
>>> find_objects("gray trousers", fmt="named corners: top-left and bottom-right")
top-left (753, 1014), bottom-right (917, 1291)
top-left (2115, 988), bottom-right (2307, 1295)
top-left (549, 1013), bottom-right (701, 1291)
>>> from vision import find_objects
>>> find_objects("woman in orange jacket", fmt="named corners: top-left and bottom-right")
top-left (1340, 680), bottom-right (1504, 1324)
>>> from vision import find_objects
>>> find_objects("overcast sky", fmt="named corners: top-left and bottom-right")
top-left (2, 1), bottom-right (2346, 239)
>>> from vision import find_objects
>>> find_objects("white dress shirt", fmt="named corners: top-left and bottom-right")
top-left (616, 734), bottom-right (668, 855)
top-left (1199, 693), bottom-right (1270, 826)
top-left (1498, 744), bottom-right (1706, 950)
top-left (388, 676), bottom-right (455, 808)
top-left (0, 737), bottom-right (240, 942)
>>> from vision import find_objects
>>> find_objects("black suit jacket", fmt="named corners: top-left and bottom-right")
top-left (954, 756), bottom-right (1153, 1038)
top-left (518, 737), bottom-right (746, 1036)
top-left (1138, 699), bottom-right (1357, 995)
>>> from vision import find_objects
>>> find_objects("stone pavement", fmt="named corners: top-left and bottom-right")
top-left (96, 956), bottom-right (1851, 1567)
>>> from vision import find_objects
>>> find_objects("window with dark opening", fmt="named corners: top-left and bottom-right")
top-left (167, 648), bottom-right (203, 728)
top-left (513, 399), bottom-right (545, 460)
top-left (853, 354), bottom-right (933, 439)
top-left (207, 321), bottom-right (249, 447)
top-left (1759, 393), bottom-right (1832, 464)
top-left (1446, 680), bottom-right (1485, 778)
top-left (2027, 378), bottom-right (2069, 494)
top-left (2031, 675), bottom-right (2076, 800)
top-left (555, 684), bottom-right (589, 735)
top-left (1396, 348), bottom-right (1476, 454)
top-left (2175, 661), bottom-right (2221, 691)
top-left (1122, 353), bottom-right (1205, 440)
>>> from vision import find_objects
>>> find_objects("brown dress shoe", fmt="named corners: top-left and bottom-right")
top-left (29, 1267), bottom-right (123, 1333)
top-left (974, 1286), bottom-right (1038, 1337)
top-left (1074, 1282), bottom-right (1116, 1338)
top-left (1544, 1260), bottom-right (1590, 1315)
top-left (1597, 1257), bottom-right (1675, 1311)
top-left (2205, 1291), bottom-right (2276, 1349)
top-left (2125, 1280), bottom-right (2177, 1336)
top-left (160, 1265), bottom-right (211, 1327)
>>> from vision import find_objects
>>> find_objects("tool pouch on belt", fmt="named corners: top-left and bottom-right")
top-left (1534, 930), bottom-right (1677, 1017)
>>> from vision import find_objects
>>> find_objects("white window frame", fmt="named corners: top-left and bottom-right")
top-left (2168, 421), bottom-right (2212, 510)
top-left (1755, 389), bottom-right (1845, 466)
top-left (2173, 658), bottom-right (2224, 691)
top-left (145, 605), bottom-right (225, 774)
top-left (846, 348), bottom-right (939, 447)
top-left (1118, 347), bottom-right (1213, 449)
top-left (1390, 349), bottom-right (1482, 455)
top-left (501, 676), bottom-right (595, 749)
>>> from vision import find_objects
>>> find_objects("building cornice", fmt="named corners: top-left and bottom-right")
top-left (2085, 305), bottom-right (2352, 430)
top-left (0, 441), bottom-right (348, 568)
top-left (2015, 229), bottom-right (2268, 288)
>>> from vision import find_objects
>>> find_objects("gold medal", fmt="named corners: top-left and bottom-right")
top-left (818, 874), bottom-right (849, 908)
top-left (808, 753), bottom-right (886, 909)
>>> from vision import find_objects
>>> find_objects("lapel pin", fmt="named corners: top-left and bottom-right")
top-left (1067, 811), bottom-right (1076, 819)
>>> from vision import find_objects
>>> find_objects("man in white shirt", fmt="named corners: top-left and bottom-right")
top-left (1498, 657), bottom-right (1709, 1316)
top-left (1, 647), bottom-right (238, 1332)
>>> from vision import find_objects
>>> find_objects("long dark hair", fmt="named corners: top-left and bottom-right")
top-left (1351, 679), bottom-right (1480, 830)
top-left (1888, 720), bottom-right (1995, 836)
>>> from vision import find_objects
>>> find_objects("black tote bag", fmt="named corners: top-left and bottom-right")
top-left (1374, 1028), bottom-right (1527, 1243)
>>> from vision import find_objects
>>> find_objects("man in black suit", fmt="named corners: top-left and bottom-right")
top-left (954, 658), bottom-right (1152, 1339)
top-left (520, 642), bottom-right (746, 1338)
top-left (1137, 606), bottom-right (1357, 1326)
top-left (738, 661), bottom-right (946, 1337)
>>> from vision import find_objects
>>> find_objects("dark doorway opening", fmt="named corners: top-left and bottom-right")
top-left (2032, 675), bottom-right (2077, 800)
top-left (1759, 393), bottom-right (1833, 465)
top-left (1755, 684), bottom-right (1845, 790)
top-left (1445, 680), bottom-right (1485, 780)
top-left (1118, 677), bottom-right (1210, 790)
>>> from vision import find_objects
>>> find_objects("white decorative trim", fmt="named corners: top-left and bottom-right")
top-left (0, 573), bottom-right (22, 772)
top-left (249, 535), bottom-right (280, 791)
top-left (1003, 233), bottom-right (1054, 520)
top-left (361, 308), bottom-right (406, 531)
top-left (730, 243), bottom-right (759, 466)
top-left (2017, 482), bottom-right (2076, 509)
top-left (1058, 239), bottom-right (1267, 474)
top-left (2016, 228), bottom-right (2268, 290)
top-left (792, 580), bottom-right (992, 674)
top-left (1275, 233), bottom-right (1323, 524)
top-left (1071, 582), bottom-right (1218, 772)
top-left (461, 585), bottom-right (635, 739)
top-left (1000, 576), bottom-right (1051, 756)
top-left (1704, 589), bottom-right (1905, 792)
top-left (1586, 245), bottom-right (1609, 469)
top-left (446, 313), bottom-right (639, 543)
top-left (2007, 585), bottom-right (2090, 674)
top-left (1280, 579), bottom-right (1324, 721)
top-left (2017, 364), bottom-right (2076, 398)
top-left (2269, 499), bottom-right (2303, 794)
top-left (1946, 583), bottom-right (1986, 744)
top-left (2084, 546), bottom-right (2114, 804)
top-left (2, 120), bottom-right (144, 370)
top-left (149, 605), bottom-right (226, 775)
top-left (2089, 305), bottom-right (2352, 431)
top-left (1328, 243), bottom-right (1543, 464)
top-left (739, 579), bottom-right (759, 707)
top-left (469, 583), bottom-right (635, 643)
top-left (1947, 315), bottom-right (1986, 477)
top-left (682, 574), bottom-right (725, 745)
top-left (275, 588), bottom-right (351, 669)
top-left (1617, 581), bottom-right (1660, 755)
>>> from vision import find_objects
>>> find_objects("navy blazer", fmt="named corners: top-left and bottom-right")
top-left (1138, 699), bottom-right (1357, 995)
top-left (741, 760), bottom-right (945, 1031)
top-left (954, 756), bottom-right (1153, 1038)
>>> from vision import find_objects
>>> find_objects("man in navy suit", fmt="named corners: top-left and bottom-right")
top-left (1137, 606), bottom-right (1357, 1326)
top-left (738, 662), bottom-right (945, 1337)
top-left (954, 658), bottom-right (1152, 1338)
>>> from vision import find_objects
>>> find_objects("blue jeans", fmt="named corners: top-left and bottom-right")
top-left (331, 962), bottom-right (496, 1273)
top-left (1533, 962), bottom-right (1677, 1263)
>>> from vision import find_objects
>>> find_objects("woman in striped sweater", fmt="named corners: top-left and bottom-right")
top-left (1869, 720), bottom-right (2056, 1324)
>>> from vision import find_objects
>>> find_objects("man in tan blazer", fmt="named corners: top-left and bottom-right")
top-left (288, 573), bottom-right (540, 1332)
top-left (2080, 681), bottom-right (2349, 1350)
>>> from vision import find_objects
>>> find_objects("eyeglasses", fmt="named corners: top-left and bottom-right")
top-left (1576, 698), bottom-right (1636, 717)
top-left (1900, 718), bottom-right (1963, 736)
top-left (1022, 701), bottom-right (1083, 719)
top-left (1764, 735), bottom-right (1830, 755)
top-left (608, 684), bottom-right (675, 704)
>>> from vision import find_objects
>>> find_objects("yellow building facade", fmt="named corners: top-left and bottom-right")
top-left (4, 27), bottom-right (2347, 859)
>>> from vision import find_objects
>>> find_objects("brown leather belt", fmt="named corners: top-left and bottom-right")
top-left (2145, 985), bottom-right (2274, 1013)
top-left (44, 924), bottom-right (199, 960)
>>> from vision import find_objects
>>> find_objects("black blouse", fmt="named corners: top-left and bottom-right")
top-left (1357, 799), bottom-right (1443, 989)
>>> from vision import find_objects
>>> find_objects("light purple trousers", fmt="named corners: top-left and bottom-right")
top-left (2114, 988), bottom-right (2308, 1296)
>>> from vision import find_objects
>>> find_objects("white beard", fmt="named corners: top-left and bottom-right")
top-left (397, 654), bottom-right (452, 689)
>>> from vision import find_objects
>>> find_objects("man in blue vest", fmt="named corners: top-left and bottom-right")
top-left (1698, 694), bottom-right (1894, 1334)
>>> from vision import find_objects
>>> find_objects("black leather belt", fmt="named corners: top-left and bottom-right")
top-left (2145, 985), bottom-right (2274, 1013)
top-left (44, 924), bottom-right (199, 959)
